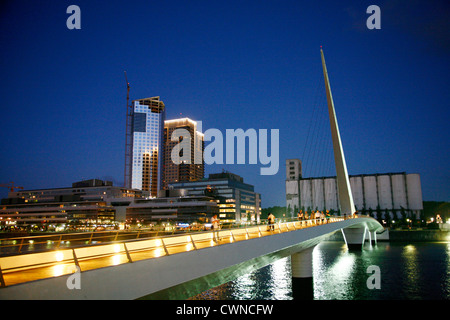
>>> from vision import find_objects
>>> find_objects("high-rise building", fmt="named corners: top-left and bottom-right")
top-left (163, 118), bottom-right (204, 189)
top-left (126, 97), bottom-right (165, 196)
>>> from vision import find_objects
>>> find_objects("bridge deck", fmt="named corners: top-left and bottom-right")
top-left (0, 217), bottom-right (351, 288)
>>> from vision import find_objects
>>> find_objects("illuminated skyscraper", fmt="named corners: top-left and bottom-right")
top-left (163, 118), bottom-right (204, 189)
top-left (126, 97), bottom-right (165, 196)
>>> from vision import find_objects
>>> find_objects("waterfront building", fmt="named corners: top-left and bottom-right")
top-left (126, 189), bottom-right (218, 226)
top-left (0, 179), bottom-right (145, 231)
top-left (163, 118), bottom-right (204, 189)
top-left (285, 159), bottom-right (423, 219)
top-left (169, 172), bottom-right (261, 224)
top-left (126, 97), bottom-right (165, 196)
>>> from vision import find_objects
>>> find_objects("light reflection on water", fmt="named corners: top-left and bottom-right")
top-left (191, 257), bottom-right (292, 300)
top-left (313, 243), bottom-right (357, 300)
top-left (401, 244), bottom-right (420, 297)
top-left (446, 244), bottom-right (450, 296)
top-left (190, 241), bottom-right (450, 300)
top-left (225, 256), bottom-right (292, 300)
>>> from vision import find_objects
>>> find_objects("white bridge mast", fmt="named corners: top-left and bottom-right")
top-left (320, 48), bottom-right (356, 215)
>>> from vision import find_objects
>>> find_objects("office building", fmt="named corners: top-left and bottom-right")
top-left (163, 118), bottom-right (204, 189)
top-left (285, 159), bottom-right (423, 219)
top-left (170, 172), bottom-right (261, 224)
top-left (125, 97), bottom-right (165, 196)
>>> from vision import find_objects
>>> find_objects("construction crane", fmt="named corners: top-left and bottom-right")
top-left (123, 71), bottom-right (133, 189)
top-left (0, 182), bottom-right (24, 192)
top-left (124, 71), bottom-right (130, 107)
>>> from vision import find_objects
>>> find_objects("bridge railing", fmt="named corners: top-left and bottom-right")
top-left (0, 215), bottom-right (364, 256)
top-left (0, 215), bottom-right (366, 287)
top-left (0, 229), bottom-right (166, 256)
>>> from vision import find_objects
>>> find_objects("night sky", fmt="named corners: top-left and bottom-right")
top-left (0, 0), bottom-right (449, 207)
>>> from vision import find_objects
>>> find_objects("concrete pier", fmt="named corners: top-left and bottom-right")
top-left (371, 230), bottom-right (377, 245)
top-left (341, 227), bottom-right (367, 250)
top-left (291, 246), bottom-right (315, 300)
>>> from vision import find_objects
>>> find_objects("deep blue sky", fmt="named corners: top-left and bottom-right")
top-left (0, 0), bottom-right (449, 206)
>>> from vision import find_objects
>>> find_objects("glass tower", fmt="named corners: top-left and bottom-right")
top-left (128, 97), bottom-right (165, 196)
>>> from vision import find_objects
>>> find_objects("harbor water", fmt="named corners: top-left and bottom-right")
top-left (191, 241), bottom-right (450, 300)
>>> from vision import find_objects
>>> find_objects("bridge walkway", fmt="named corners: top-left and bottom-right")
top-left (0, 217), bottom-right (347, 288)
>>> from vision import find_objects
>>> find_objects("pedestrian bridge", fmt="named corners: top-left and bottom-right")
top-left (0, 216), bottom-right (383, 299)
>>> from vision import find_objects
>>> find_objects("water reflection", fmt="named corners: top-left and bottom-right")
top-left (191, 241), bottom-right (450, 300)
top-left (190, 258), bottom-right (292, 300)
top-left (401, 244), bottom-right (420, 298)
top-left (313, 243), bottom-right (356, 300)
top-left (446, 244), bottom-right (450, 297)
top-left (228, 273), bottom-right (255, 299)
top-left (266, 257), bottom-right (292, 300)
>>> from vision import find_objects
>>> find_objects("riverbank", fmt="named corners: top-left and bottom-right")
top-left (387, 229), bottom-right (450, 242)
top-left (327, 229), bottom-right (450, 242)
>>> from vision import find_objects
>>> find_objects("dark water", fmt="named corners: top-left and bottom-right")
top-left (191, 241), bottom-right (450, 300)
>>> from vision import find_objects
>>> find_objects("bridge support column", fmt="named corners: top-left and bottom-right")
top-left (291, 246), bottom-right (315, 300)
top-left (341, 227), bottom-right (367, 250)
top-left (371, 231), bottom-right (377, 245)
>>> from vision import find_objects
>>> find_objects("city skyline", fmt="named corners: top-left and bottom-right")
top-left (0, 1), bottom-right (449, 207)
